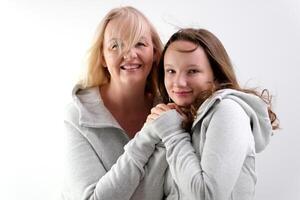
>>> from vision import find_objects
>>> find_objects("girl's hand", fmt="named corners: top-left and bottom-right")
top-left (146, 103), bottom-right (189, 124)
top-left (146, 104), bottom-right (172, 123)
top-left (167, 103), bottom-right (189, 125)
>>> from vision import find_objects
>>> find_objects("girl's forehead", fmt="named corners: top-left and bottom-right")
top-left (168, 40), bottom-right (198, 52)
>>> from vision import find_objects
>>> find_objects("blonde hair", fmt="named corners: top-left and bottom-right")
top-left (80, 6), bottom-right (162, 95)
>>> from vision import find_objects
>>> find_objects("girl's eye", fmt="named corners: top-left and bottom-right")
top-left (188, 69), bottom-right (199, 74)
top-left (165, 69), bottom-right (175, 74)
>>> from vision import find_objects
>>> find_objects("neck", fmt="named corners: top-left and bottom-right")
top-left (100, 82), bottom-right (153, 138)
top-left (101, 81), bottom-right (150, 111)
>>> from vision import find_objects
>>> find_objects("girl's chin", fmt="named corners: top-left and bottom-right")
top-left (173, 102), bottom-right (192, 107)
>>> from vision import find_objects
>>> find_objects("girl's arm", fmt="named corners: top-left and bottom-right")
top-left (151, 99), bottom-right (252, 200)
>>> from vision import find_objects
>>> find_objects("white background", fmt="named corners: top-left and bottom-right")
top-left (0, 0), bottom-right (299, 199)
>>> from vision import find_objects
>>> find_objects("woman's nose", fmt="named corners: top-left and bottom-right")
top-left (123, 48), bottom-right (137, 60)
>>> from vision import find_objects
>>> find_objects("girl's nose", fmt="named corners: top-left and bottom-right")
top-left (173, 74), bottom-right (187, 87)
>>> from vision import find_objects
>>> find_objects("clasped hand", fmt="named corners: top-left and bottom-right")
top-left (146, 103), bottom-right (188, 123)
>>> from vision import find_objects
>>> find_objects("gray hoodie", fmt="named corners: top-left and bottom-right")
top-left (62, 85), bottom-right (167, 200)
top-left (146, 89), bottom-right (273, 200)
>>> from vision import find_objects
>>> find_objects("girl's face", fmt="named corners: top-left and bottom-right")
top-left (164, 40), bottom-right (214, 107)
top-left (103, 18), bottom-right (154, 88)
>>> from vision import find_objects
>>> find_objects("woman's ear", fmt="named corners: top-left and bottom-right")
top-left (102, 59), bottom-right (107, 68)
top-left (152, 47), bottom-right (156, 61)
top-left (101, 54), bottom-right (107, 68)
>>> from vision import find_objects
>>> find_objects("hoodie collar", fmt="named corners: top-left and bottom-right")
top-left (72, 84), bottom-right (122, 129)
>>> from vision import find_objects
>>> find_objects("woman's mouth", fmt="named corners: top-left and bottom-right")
top-left (120, 64), bottom-right (142, 70)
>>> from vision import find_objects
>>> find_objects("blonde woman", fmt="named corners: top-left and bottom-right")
top-left (62, 6), bottom-right (166, 200)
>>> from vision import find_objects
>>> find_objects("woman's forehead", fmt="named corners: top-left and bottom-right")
top-left (104, 17), bottom-right (151, 43)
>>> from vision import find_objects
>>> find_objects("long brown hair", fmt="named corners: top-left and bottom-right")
top-left (157, 28), bottom-right (279, 130)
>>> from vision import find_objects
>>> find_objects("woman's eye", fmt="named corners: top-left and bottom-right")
top-left (110, 41), bottom-right (123, 50)
top-left (136, 42), bottom-right (146, 47)
top-left (111, 43), bottom-right (119, 50)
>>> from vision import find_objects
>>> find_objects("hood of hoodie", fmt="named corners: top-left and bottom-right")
top-left (71, 84), bottom-right (122, 129)
top-left (193, 89), bottom-right (273, 153)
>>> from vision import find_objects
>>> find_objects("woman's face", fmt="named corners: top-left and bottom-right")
top-left (102, 18), bottom-right (154, 88)
top-left (164, 40), bottom-right (214, 107)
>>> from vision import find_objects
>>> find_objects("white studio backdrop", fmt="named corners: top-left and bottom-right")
top-left (0, 0), bottom-right (299, 199)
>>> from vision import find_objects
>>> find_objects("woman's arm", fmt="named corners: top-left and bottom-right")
top-left (152, 99), bottom-right (252, 200)
top-left (63, 120), bottom-right (162, 200)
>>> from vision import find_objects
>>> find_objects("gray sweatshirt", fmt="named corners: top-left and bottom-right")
top-left (63, 85), bottom-right (272, 200)
top-left (62, 85), bottom-right (167, 200)
top-left (146, 89), bottom-right (273, 200)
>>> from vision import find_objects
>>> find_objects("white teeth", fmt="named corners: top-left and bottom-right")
top-left (121, 64), bottom-right (140, 70)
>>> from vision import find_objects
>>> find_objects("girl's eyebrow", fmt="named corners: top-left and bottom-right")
top-left (164, 63), bottom-right (202, 68)
top-left (164, 63), bottom-right (175, 68)
top-left (186, 64), bottom-right (202, 68)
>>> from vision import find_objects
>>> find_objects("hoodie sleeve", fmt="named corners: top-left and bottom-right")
top-left (152, 99), bottom-right (253, 200)
top-left (63, 119), bottom-right (162, 200)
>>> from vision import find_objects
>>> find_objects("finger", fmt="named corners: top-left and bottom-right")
top-left (146, 115), bottom-right (153, 123)
top-left (150, 105), bottom-right (168, 115)
top-left (151, 109), bottom-right (166, 117)
top-left (167, 103), bottom-right (184, 114)
top-left (150, 107), bottom-right (163, 115)
top-left (146, 114), bottom-right (155, 123)
top-left (147, 113), bottom-right (160, 122)
top-left (155, 103), bottom-right (171, 111)
top-left (167, 103), bottom-right (177, 109)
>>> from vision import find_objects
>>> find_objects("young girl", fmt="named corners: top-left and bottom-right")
top-left (63, 6), bottom-right (167, 200)
top-left (146, 28), bottom-right (279, 199)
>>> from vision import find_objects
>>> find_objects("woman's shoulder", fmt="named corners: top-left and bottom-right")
top-left (64, 101), bottom-right (80, 126)
top-left (64, 85), bottom-right (100, 124)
